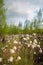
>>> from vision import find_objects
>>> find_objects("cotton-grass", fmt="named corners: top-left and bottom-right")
top-left (3, 64), bottom-right (6, 65)
top-left (34, 39), bottom-right (37, 43)
top-left (30, 41), bottom-right (32, 44)
top-left (28, 44), bottom-right (31, 47)
top-left (10, 49), bottom-right (15, 54)
top-left (13, 46), bottom-right (17, 50)
top-left (34, 52), bottom-right (36, 54)
top-left (16, 56), bottom-right (21, 61)
top-left (23, 38), bottom-right (27, 41)
top-left (26, 34), bottom-right (29, 37)
top-left (8, 56), bottom-right (14, 62)
top-left (0, 57), bottom-right (2, 62)
top-left (26, 37), bottom-right (30, 40)
top-left (33, 33), bottom-right (36, 36)
top-left (39, 48), bottom-right (42, 53)
top-left (37, 45), bottom-right (40, 48)
top-left (13, 40), bottom-right (18, 44)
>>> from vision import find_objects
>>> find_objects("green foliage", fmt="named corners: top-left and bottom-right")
top-left (0, 1), bottom-right (43, 35)
top-left (0, 0), bottom-right (6, 25)
top-left (0, 0), bottom-right (6, 35)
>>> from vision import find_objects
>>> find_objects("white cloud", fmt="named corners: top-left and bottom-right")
top-left (7, 1), bottom-right (40, 13)
top-left (5, 0), bottom-right (43, 25)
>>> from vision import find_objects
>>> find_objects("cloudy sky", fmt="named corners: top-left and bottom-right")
top-left (4, 0), bottom-right (43, 25)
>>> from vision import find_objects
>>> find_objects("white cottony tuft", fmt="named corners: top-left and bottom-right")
top-left (8, 57), bottom-right (14, 62)
top-left (26, 37), bottom-right (30, 40)
top-left (34, 52), bottom-right (36, 54)
top-left (37, 45), bottom-right (40, 48)
top-left (13, 46), bottom-right (17, 50)
top-left (39, 42), bottom-right (40, 44)
top-left (33, 33), bottom-right (36, 36)
top-left (13, 40), bottom-right (18, 44)
top-left (28, 44), bottom-right (31, 47)
top-left (39, 48), bottom-right (42, 53)
top-left (23, 38), bottom-right (27, 41)
top-left (30, 41), bottom-right (32, 44)
top-left (0, 57), bottom-right (2, 62)
top-left (26, 34), bottom-right (29, 37)
top-left (10, 49), bottom-right (15, 54)
top-left (34, 39), bottom-right (37, 43)
top-left (19, 42), bottom-right (21, 44)
top-left (17, 56), bottom-right (21, 61)
top-left (3, 64), bottom-right (6, 65)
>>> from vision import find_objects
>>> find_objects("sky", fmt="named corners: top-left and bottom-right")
top-left (4, 0), bottom-right (43, 25)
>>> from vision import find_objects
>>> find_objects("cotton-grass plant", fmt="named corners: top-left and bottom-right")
top-left (0, 33), bottom-right (42, 65)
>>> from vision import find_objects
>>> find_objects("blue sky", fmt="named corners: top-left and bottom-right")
top-left (4, 0), bottom-right (43, 25)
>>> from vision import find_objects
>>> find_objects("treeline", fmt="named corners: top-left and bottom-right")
top-left (0, 10), bottom-right (43, 35)
top-left (0, 0), bottom-right (43, 35)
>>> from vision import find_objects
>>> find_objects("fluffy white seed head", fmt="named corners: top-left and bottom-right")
top-left (23, 38), bottom-right (27, 41)
top-left (39, 48), bottom-right (42, 53)
top-left (0, 57), bottom-right (2, 62)
top-left (10, 49), bottom-right (15, 54)
top-left (34, 39), bottom-right (37, 43)
top-left (8, 57), bottom-right (14, 62)
top-left (28, 44), bottom-right (31, 47)
top-left (17, 56), bottom-right (21, 61)
top-left (37, 45), bottom-right (40, 48)
top-left (26, 37), bottom-right (30, 40)
top-left (19, 42), bottom-right (21, 44)
top-left (3, 64), bottom-right (6, 65)
top-left (39, 42), bottom-right (40, 44)
top-left (13, 40), bottom-right (18, 44)
top-left (34, 52), bottom-right (36, 54)
top-left (26, 34), bottom-right (29, 37)
top-left (33, 33), bottom-right (36, 36)
top-left (13, 46), bottom-right (17, 50)
top-left (30, 41), bottom-right (32, 44)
